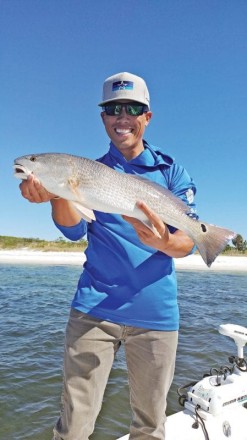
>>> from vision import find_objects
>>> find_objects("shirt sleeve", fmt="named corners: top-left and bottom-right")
top-left (165, 163), bottom-right (198, 252)
top-left (168, 163), bottom-right (198, 220)
top-left (166, 163), bottom-right (198, 255)
top-left (53, 219), bottom-right (87, 241)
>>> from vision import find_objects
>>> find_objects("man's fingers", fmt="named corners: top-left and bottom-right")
top-left (136, 201), bottom-right (161, 224)
top-left (135, 201), bottom-right (168, 237)
top-left (19, 176), bottom-right (55, 203)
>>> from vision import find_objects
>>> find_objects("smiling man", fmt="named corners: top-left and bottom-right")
top-left (19, 72), bottom-right (197, 439)
top-left (99, 73), bottom-right (152, 160)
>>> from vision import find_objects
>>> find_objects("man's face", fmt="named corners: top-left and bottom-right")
top-left (101, 100), bottom-right (152, 160)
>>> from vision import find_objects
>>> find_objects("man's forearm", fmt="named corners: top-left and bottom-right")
top-left (51, 198), bottom-right (82, 227)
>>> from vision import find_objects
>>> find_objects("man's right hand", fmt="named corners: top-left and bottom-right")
top-left (19, 174), bottom-right (57, 203)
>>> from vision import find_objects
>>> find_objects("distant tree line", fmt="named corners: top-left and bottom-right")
top-left (0, 235), bottom-right (88, 252)
top-left (0, 234), bottom-right (246, 254)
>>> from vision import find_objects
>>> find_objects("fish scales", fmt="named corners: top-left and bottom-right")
top-left (13, 153), bottom-right (236, 267)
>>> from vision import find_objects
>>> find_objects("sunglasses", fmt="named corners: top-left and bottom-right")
top-left (102, 102), bottom-right (149, 116)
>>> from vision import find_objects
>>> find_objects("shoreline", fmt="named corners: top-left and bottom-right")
top-left (0, 250), bottom-right (246, 271)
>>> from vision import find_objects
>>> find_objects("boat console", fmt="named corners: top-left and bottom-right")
top-left (185, 324), bottom-right (247, 418)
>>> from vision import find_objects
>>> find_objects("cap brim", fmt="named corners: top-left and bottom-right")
top-left (98, 97), bottom-right (150, 108)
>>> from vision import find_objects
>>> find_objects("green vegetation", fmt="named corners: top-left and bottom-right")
top-left (0, 235), bottom-right (246, 255)
top-left (232, 234), bottom-right (247, 253)
top-left (0, 235), bottom-right (88, 252)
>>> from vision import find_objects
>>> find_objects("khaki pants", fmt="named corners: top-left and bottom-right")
top-left (53, 308), bottom-right (178, 440)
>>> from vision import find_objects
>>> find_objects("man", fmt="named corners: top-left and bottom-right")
top-left (20, 72), bottom-right (197, 440)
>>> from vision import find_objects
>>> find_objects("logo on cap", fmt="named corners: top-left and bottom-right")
top-left (112, 81), bottom-right (134, 91)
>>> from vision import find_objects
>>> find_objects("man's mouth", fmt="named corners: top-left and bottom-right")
top-left (115, 128), bottom-right (133, 135)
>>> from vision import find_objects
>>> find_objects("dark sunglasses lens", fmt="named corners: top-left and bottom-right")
top-left (104, 105), bottom-right (120, 115)
top-left (126, 105), bottom-right (143, 115)
top-left (104, 103), bottom-right (147, 116)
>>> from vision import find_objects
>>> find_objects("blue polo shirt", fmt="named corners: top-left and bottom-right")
top-left (54, 142), bottom-right (197, 330)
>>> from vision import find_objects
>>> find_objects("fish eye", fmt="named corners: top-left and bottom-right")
top-left (30, 155), bottom-right (36, 162)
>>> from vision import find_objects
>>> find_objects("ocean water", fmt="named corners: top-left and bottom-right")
top-left (0, 263), bottom-right (246, 440)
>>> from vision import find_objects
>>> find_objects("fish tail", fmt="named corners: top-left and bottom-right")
top-left (193, 223), bottom-right (236, 267)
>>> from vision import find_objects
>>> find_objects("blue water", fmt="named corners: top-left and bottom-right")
top-left (0, 263), bottom-right (246, 440)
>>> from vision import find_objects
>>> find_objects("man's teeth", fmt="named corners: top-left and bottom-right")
top-left (116, 129), bottom-right (132, 134)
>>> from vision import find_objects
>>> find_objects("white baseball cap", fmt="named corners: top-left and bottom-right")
top-left (98, 72), bottom-right (150, 108)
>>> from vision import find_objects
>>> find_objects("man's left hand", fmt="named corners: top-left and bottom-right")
top-left (122, 201), bottom-right (170, 252)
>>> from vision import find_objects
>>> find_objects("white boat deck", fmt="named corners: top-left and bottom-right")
top-left (117, 406), bottom-right (247, 440)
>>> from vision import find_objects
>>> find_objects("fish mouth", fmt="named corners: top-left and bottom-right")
top-left (13, 163), bottom-right (31, 179)
top-left (14, 163), bottom-right (26, 174)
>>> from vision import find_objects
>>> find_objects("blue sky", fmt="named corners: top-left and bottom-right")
top-left (1, 0), bottom-right (246, 241)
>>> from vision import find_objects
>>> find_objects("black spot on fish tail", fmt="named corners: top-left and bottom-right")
top-left (200, 223), bottom-right (207, 233)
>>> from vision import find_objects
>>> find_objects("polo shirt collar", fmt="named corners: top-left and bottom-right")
top-left (109, 141), bottom-right (174, 169)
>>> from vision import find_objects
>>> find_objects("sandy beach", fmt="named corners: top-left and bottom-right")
top-left (0, 249), bottom-right (246, 271)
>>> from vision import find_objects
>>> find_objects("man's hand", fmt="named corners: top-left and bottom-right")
top-left (19, 174), bottom-right (56, 203)
top-left (123, 200), bottom-right (194, 257)
top-left (123, 201), bottom-right (170, 251)
top-left (19, 175), bottom-right (83, 227)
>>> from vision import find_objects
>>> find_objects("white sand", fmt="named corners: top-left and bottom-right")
top-left (174, 254), bottom-right (247, 271)
top-left (0, 249), bottom-right (86, 266)
top-left (0, 249), bottom-right (246, 271)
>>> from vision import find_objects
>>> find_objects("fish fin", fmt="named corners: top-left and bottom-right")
top-left (134, 204), bottom-right (162, 238)
top-left (67, 177), bottom-right (83, 199)
top-left (71, 202), bottom-right (96, 223)
top-left (192, 222), bottom-right (236, 267)
top-left (68, 177), bottom-right (80, 190)
top-left (141, 219), bottom-right (162, 239)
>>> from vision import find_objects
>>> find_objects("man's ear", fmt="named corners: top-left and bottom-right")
top-left (101, 111), bottom-right (105, 124)
top-left (145, 111), bottom-right (152, 126)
